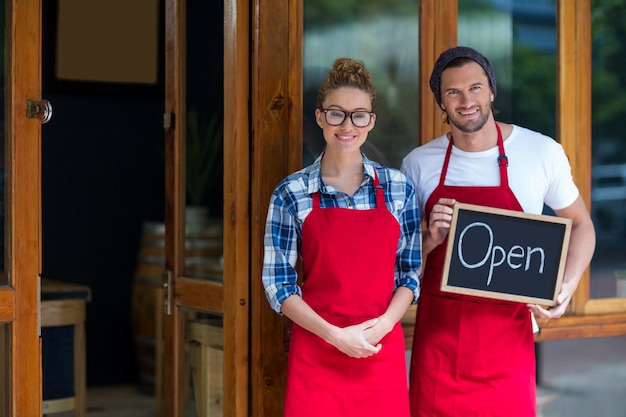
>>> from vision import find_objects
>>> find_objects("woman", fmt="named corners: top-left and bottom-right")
top-left (262, 57), bottom-right (422, 417)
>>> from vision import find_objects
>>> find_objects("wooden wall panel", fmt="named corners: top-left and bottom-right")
top-left (419, 0), bottom-right (457, 145)
top-left (223, 1), bottom-right (250, 416)
top-left (250, 1), bottom-right (302, 416)
top-left (557, 0), bottom-right (593, 316)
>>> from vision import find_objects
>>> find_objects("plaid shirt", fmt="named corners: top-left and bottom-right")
top-left (262, 153), bottom-right (422, 314)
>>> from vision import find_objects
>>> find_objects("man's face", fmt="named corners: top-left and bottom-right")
top-left (439, 61), bottom-right (494, 133)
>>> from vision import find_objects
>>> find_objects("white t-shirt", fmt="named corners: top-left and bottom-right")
top-left (401, 124), bottom-right (580, 218)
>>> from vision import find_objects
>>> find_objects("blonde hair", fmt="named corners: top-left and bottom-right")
top-left (316, 58), bottom-right (377, 110)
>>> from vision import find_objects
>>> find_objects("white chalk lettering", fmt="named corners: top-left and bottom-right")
top-left (526, 247), bottom-right (545, 273)
top-left (488, 246), bottom-right (506, 286)
top-left (457, 222), bottom-right (546, 286)
top-left (507, 245), bottom-right (525, 269)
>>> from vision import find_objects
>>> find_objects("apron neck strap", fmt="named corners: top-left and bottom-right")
top-left (440, 123), bottom-right (509, 187)
top-left (372, 169), bottom-right (385, 209)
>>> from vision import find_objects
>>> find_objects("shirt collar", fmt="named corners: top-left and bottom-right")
top-left (306, 152), bottom-right (377, 195)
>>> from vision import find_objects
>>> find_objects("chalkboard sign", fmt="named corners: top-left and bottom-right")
top-left (441, 203), bottom-right (572, 305)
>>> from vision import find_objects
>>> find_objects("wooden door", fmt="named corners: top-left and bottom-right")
top-left (0, 0), bottom-right (44, 415)
top-left (161, 0), bottom-right (249, 416)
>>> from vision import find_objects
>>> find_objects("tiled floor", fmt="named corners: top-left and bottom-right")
top-left (536, 335), bottom-right (626, 417)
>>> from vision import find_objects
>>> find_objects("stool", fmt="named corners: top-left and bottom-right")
top-left (41, 279), bottom-right (90, 417)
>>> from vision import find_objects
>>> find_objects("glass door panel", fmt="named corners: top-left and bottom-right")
top-left (303, 1), bottom-right (420, 169)
top-left (458, 0), bottom-right (557, 139)
top-left (590, 0), bottom-right (626, 299)
top-left (183, 0), bottom-right (224, 281)
top-left (164, 1), bottom-right (248, 416)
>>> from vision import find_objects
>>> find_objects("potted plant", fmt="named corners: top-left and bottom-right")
top-left (185, 108), bottom-right (223, 226)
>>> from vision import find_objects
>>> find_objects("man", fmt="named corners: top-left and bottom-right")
top-left (401, 46), bottom-right (595, 417)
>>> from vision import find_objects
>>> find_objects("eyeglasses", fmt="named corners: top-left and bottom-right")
top-left (321, 109), bottom-right (374, 128)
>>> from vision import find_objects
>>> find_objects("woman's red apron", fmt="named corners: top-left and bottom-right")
top-left (284, 171), bottom-right (410, 417)
top-left (409, 125), bottom-right (536, 417)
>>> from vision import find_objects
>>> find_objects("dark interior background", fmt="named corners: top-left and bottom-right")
top-left (41, 0), bottom-right (223, 386)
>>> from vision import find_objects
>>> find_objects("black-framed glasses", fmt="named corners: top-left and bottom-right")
top-left (321, 108), bottom-right (374, 128)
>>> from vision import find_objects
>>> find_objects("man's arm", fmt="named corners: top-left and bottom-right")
top-left (528, 195), bottom-right (596, 319)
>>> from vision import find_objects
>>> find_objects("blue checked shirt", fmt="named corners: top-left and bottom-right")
top-left (262, 153), bottom-right (422, 314)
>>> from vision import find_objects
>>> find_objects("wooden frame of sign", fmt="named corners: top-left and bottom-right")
top-left (441, 203), bottom-right (572, 305)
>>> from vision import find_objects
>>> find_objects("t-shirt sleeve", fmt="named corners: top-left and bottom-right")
top-left (543, 145), bottom-right (580, 211)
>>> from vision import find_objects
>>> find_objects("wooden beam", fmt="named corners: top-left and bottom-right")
top-left (419, 0), bottom-right (458, 146)
top-left (223, 1), bottom-right (251, 416)
top-left (557, 0), bottom-right (592, 315)
top-left (535, 312), bottom-right (626, 341)
top-left (250, 1), bottom-right (301, 416)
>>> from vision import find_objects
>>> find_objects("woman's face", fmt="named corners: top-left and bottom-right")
top-left (315, 87), bottom-right (376, 155)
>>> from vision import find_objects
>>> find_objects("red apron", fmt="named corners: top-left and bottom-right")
top-left (284, 171), bottom-right (410, 417)
top-left (409, 125), bottom-right (536, 417)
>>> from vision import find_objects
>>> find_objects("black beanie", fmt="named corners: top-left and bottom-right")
top-left (429, 46), bottom-right (497, 105)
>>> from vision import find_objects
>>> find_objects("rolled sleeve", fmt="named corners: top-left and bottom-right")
top-left (395, 181), bottom-right (422, 303)
top-left (262, 192), bottom-right (303, 314)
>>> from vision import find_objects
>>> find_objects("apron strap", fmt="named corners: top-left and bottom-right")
top-left (441, 123), bottom-right (509, 187)
top-left (372, 169), bottom-right (386, 209)
top-left (495, 123), bottom-right (509, 187)
top-left (439, 139), bottom-right (453, 186)
top-left (312, 190), bottom-right (320, 209)
top-left (312, 168), bottom-right (386, 209)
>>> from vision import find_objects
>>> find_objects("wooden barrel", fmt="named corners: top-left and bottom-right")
top-left (131, 222), bottom-right (165, 394)
top-left (183, 222), bottom-right (224, 279)
top-left (130, 219), bottom-right (223, 393)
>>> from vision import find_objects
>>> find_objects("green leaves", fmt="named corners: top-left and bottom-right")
top-left (186, 109), bottom-right (223, 206)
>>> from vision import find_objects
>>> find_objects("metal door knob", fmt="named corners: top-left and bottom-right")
top-left (26, 99), bottom-right (53, 124)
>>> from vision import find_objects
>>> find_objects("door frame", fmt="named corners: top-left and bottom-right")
top-left (162, 0), bottom-right (250, 415)
top-left (0, 0), bottom-right (44, 415)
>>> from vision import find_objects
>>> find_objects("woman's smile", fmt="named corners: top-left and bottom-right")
top-left (335, 133), bottom-right (358, 142)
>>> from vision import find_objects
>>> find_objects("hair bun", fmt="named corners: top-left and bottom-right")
top-left (333, 58), bottom-right (367, 78)
top-left (315, 57), bottom-right (377, 110)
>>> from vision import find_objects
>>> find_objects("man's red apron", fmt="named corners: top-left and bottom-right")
top-left (409, 125), bottom-right (536, 417)
top-left (284, 171), bottom-right (410, 417)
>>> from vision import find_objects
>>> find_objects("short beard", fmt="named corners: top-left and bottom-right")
top-left (448, 108), bottom-right (490, 133)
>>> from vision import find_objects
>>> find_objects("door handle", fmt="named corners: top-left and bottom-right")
top-left (26, 99), bottom-right (53, 124)
top-left (163, 270), bottom-right (173, 315)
